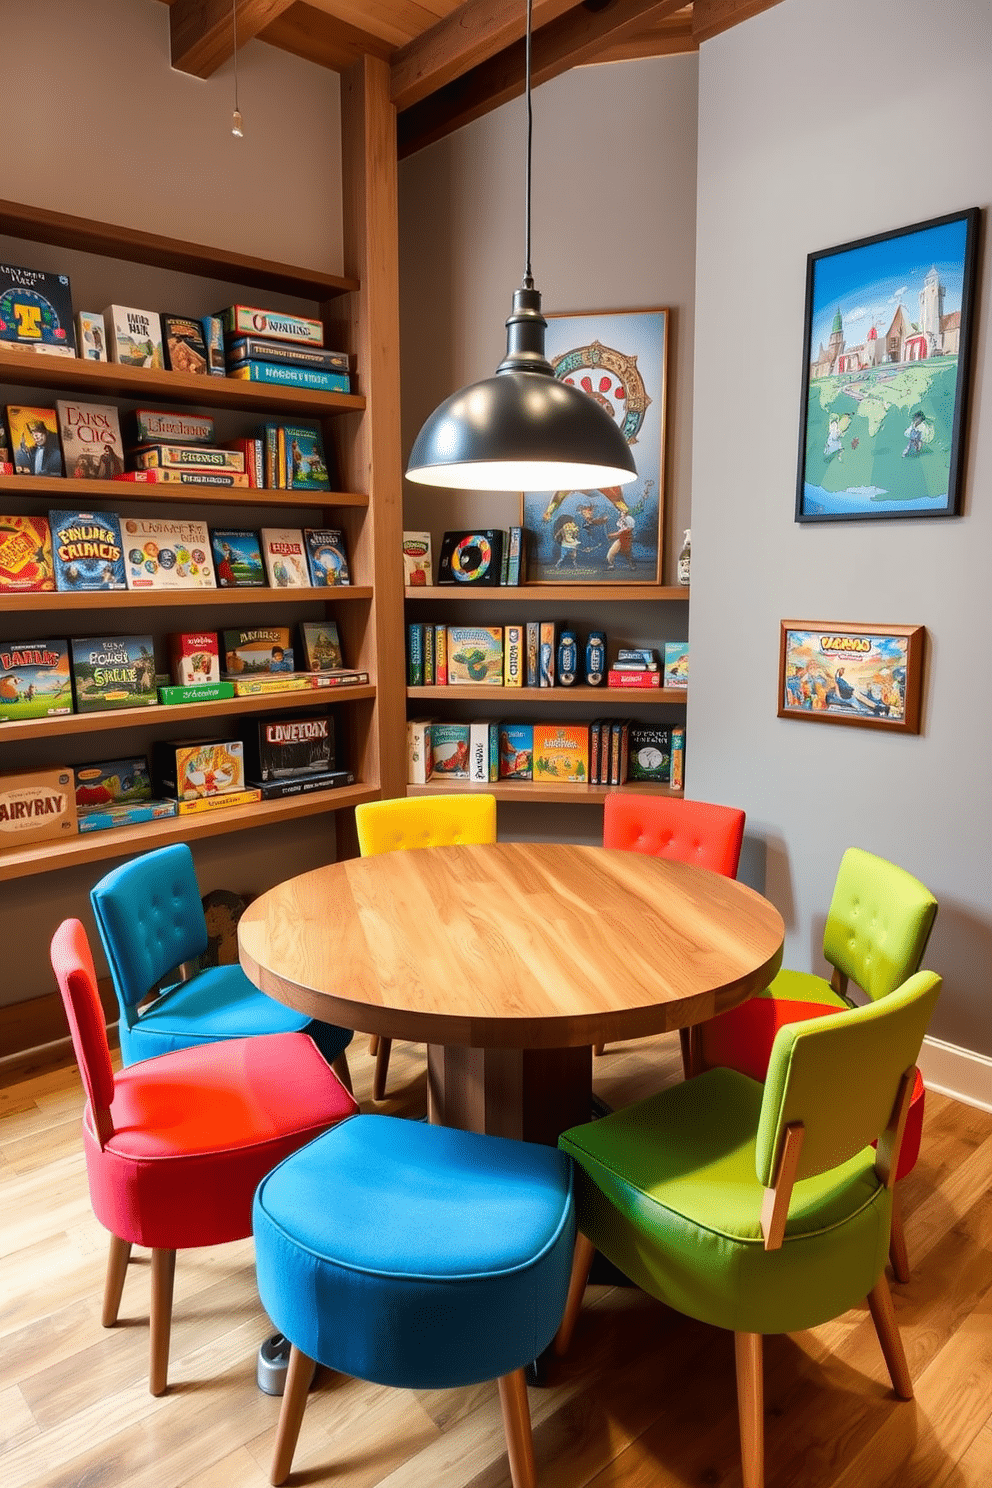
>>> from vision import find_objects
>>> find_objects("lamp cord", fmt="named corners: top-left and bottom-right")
top-left (233, 0), bottom-right (241, 116)
top-left (523, 0), bottom-right (533, 291)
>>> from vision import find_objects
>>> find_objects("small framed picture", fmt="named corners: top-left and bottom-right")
top-left (778, 621), bottom-right (924, 733)
top-left (796, 207), bottom-right (980, 521)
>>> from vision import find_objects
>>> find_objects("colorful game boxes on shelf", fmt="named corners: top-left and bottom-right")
top-left (0, 516), bottom-right (55, 593)
top-left (0, 639), bottom-right (72, 721)
top-left (240, 712), bottom-right (335, 785)
top-left (0, 263), bottom-right (75, 355)
top-left (55, 400), bottom-right (124, 479)
top-left (211, 529), bottom-right (265, 588)
top-left (49, 510), bottom-right (126, 591)
top-left (70, 635), bottom-right (157, 712)
top-left (0, 767), bottom-right (77, 845)
top-left (121, 516), bottom-right (215, 590)
top-left (218, 305), bottom-right (350, 392)
top-left (74, 756), bottom-right (177, 833)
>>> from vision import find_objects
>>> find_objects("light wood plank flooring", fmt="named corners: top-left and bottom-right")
top-left (1, 1035), bottom-right (990, 1488)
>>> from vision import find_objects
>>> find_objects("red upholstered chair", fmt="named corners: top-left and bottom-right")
top-left (50, 918), bottom-right (358, 1396)
top-left (597, 792), bottom-right (747, 1060)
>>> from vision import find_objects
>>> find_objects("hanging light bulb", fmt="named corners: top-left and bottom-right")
top-left (231, 0), bottom-right (244, 138)
top-left (406, 0), bottom-right (636, 492)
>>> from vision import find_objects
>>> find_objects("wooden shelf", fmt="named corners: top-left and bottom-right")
top-left (0, 198), bottom-right (357, 300)
top-left (408, 684), bottom-right (687, 704)
top-left (0, 685), bottom-right (375, 742)
top-left (0, 784), bottom-right (381, 884)
top-left (0, 347), bottom-right (365, 417)
top-left (0, 474), bottom-right (368, 511)
top-left (406, 779), bottom-right (685, 805)
top-left (407, 584), bottom-right (689, 603)
top-left (3, 585), bottom-right (372, 612)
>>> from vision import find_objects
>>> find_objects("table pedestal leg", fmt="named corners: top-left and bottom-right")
top-left (427, 1045), bottom-right (593, 1145)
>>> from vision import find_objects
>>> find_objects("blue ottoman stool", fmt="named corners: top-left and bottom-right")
top-left (253, 1114), bottom-right (575, 1486)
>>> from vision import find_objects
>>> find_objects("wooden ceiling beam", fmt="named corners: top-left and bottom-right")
top-left (260, 2), bottom-right (394, 72)
top-left (691, 0), bottom-right (784, 43)
top-left (592, 7), bottom-right (694, 63)
top-left (169, 0), bottom-right (296, 77)
top-left (391, 0), bottom-right (579, 114)
top-left (397, 0), bottom-right (685, 157)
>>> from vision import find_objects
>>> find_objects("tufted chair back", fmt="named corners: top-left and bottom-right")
top-left (355, 794), bottom-right (497, 857)
top-left (822, 847), bottom-right (938, 1002)
top-left (603, 793), bottom-right (746, 879)
top-left (91, 842), bottom-right (208, 1025)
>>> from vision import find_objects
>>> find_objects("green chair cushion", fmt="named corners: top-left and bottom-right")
top-left (751, 968), bottom-right (849, 1007)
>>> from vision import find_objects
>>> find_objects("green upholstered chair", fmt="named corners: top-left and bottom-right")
top-left (554, 969), bottom-right (941, 1488)
top-left (354, 793), bottom-right (497, 1100)
top-left (696, 846), bottom-right (937, 1280)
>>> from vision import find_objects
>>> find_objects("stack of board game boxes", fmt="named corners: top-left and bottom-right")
top-left (221, 304), bottom-right (350, 394)
top-left (406, 627), bottom-right (688, 691)
top-left (407, 719), bottom-right (685, 789)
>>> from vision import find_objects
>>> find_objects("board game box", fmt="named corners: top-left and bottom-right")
top-left (161, 314), bottom-right (209, 375)
top-left (403, 531), bottom-right (432, 587)
top-left (229, 363), bottom-right (349, 392)
top-left (437, 530), bottom-right (504, 586)
top-left (304, 528), bottom-right (350, 586)
top-left (229, 673), bottom-right (352, 696)
top-left (0, 516), bottom-right (55, 592)
top-left (76, 311), bottom-right (107, 362)
top-left (124, 409), bottom-right (215, 445)
top-left (627, 726), bottom-right (673, 782)
top-left (159, 681), bottom-right (235, 706)
top-left (49, 510), bottom-right (126, 590)
top-left (240, 712), bottom-right (334, 782)
top-left (533, 723), bottom-right (590, 783)
top-left (0, 767), bottom-right (77, 845)
top-left (298, 620), bottom-right (343, 672)
top-left (120, 516), bottom-right (214, 590)
top-left (211, 529), bottom-right (265, 587)
top-left (153, 737), bottom-right (246, 801)
top-left (0, 264), bottom-right (75, 352)
top-left (663, 641), bottom-right (689, 688)
top-left (55, 400), bottom-right (124, 479)
top-left (222, 626), bottom-right (294, 675)
top-left (226, 337), bottom-right (348, 370)
top-left (497, 723), bottom-right (533, 780)
top-left (218, 305), bottom-right (323, 344)
top-left (74, 756), bottom-right (152, 810)
top-left (168, 631), bottom-right (220, 686)
top-left (103, 305), bottom-right (163, 368)
top-left (202, 315), bottom-right (226, 376)
top-left (254, 769), bottom-right (355, 800)
top-left (448, 626), bottom-right (503, 684)
top-left (429, 722), bottom-right (471, 779)
top-left (7, 406), bottom-right (63, 476)
top-left (177, 788), bottom-right (261, 815)
top-left (407, 718), bottom-right (434, 784)
top-left (284, 425), bottom-right (331, 491)
top-left (260, 528), bottom-right (310, 588)
top-left (130, 443), bottom-right (244, 473)
top-left (70, 635), bottom-right (157, 712)
top-left (0, 639), bottom-right (71, 721)
top-left (77, 799), bottom-right (178, 833)
top-left (469, 719), bottom-right (499, 782)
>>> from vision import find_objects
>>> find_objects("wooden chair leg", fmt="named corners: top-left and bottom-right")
top-left (101, 1233), bottom-right (132, 1327)
top-left (372, 1037), bottom-right (393, 1101)
top-left (734, 1331), bottom-right (764, 1488)
top-left (888, 1184), bottom-right (911, 1284)
top-left (498, 1368), bottom-right (537, 1488)
top-left (330, 1050), bottom-right (353, 1095)
top-left (368, 1033), bottom-right (379, 1056)
top-left (867, 1274), bottom-right (913, 1399)
top-left (271, 1344), bottom-right (316, 1486)
top-left (149, 1247), bottom-right (177, 1396)
top-left (553, 1232), bottom-right (596, 1357)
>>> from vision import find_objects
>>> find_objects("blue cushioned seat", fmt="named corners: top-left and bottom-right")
top-left (90, 843), bottom-right (352, 1071)
top-left (253, 1114), bottom-right (575, 1485)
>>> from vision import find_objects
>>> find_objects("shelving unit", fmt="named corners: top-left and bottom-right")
top-left (404, 583), bottom-right (689, 803)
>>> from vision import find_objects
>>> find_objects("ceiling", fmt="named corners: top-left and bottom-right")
top-left (159, 0), bottom-right (782, 158)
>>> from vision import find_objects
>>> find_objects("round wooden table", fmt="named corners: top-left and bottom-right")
top-left (238, 841), bottom-right (785, 1144)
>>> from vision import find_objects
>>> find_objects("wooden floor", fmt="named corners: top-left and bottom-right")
top-left (1, 1033), bottom-right (990, 1488)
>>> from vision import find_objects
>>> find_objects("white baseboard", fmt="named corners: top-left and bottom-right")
top-left (918, 1035), bottom-right (992, 1113)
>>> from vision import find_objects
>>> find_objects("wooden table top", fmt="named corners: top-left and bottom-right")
top-left (239, 842), bottom-right (785, 1051)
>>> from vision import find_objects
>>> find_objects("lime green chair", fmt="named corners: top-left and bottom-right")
top-left (697, 846), bottom-right (937, 1280)
top-left (354, 794), bottom-right (497, 1099)
top-left (555, 969), bottom-right (941, 1488)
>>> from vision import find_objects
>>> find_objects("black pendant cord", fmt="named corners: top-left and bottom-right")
top-left (523, 0), bottom-right (534, 292)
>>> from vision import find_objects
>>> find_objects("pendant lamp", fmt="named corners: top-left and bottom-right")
top-left (406, 0), bottom-right (637, 492)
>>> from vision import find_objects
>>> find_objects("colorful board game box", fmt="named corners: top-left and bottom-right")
top-left (407, 718), bottom-right (434, 784)
top-left (55, 400), bottom-right (124, 479)
top-left (49, 510), bottom-right (126, 590)
top-left (222, 627), bottom-right (294, 675)
top-left (70, 635), bottom-right (157, 712)
top-left (503, 624), bottom-right (524, 687)
top-left (437, 530), bottom-right (504, 586)
top-left (0, 264), bottom-right (75, 352)
top-left (76, 311), bottom-right (107, 362)
top-left (240, 712), bottom-right (334, 782)
top-left (219, 306), bottom-right (324, 344)
top-left (304, 528), bottom-right (350, 586)
top-left (120, 516), bottom-right (214, 590)
top-left (201, 315), bottom-right (226, 377)
top-left (627, 726), bottom-right (673, 782)
top-left (169, 631), bottom-right (220, 686)
top-left (103, 305), bottom-right (163, 368)
top-left (131, 443), bottom-right (244, 473)
top-left (260, 528), bottom-right (310, 588)
top-left (228, 362), bottom-right (348, 391)
top-left (124, 409), bottom-right (215, 445)
top-left (663, 641), bottom-right (689, 688)
top-left (284, 425), bottom-right (331, 490)
top-left (497, 722), bottom-right (533, 780)
top-left (74, 756), bottom-right (152, 810)
top-left (177, 788), bottom-right (261, 815)
top-left (159, 681), bottom-right (235, 706)
top-left (153, 738), bottom-right (246, 801)
top-left (448, 626), bottom-right (503, 684)
top-left (533, 723), bottom-right (590, 783)
top-left (429, 722), bottom-right (471, 779)
top-left (470, 720), bottom-right (499, 782)
top-left (226, 337), bottom-right (348, 371)
top-left (0, 516), bottom-right (55, 592)
top-left (211, 529), bottom-right (265, 588)
top-left (403, 531), bottom-right (432, 587)
top-left (0, 639), bottom-right (72, 721)
top-left (0, 767), bottom-right (77, 845)
top-left (161, 314), bottom-right (209, 375)
top-left (77, 799), bottom-right (178, 833)
top-left (7, 406), bottom-right (63, 476)
top-left (298, 620), bottom-right (343, 672)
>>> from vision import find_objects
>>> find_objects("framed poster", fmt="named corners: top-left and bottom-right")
top-left (778, 621), bottom-right (924, 733)
top-left (796, 208), bottom-right (979, 522)
top-left (522, 307), bottom-right (667, 583)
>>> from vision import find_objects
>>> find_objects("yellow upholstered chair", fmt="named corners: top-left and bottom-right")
top-left (354, 794), bottom-right (497, 1099)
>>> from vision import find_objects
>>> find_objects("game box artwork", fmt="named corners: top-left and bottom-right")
top-left (0, 639), bottom-right (72, 721)
top-left (0, 767), bottom-right (77, 845)
top-left (161, 314), bottom-right (209, 375)
top-left (498, 722), bottom-right (533, 780)
top-left (304, 528), bottom-right (350, 586)
top-left (120, 516), bottom-right (214, 590)
top-left (260, 528), bottom-right (310, 588)
top-left (70, 635), bottom-right (157, 712)
top-left (55, 400), bottom-right (125, 479)
top-left (124, 409), bottom-right (215, 445)
top-left (284, 425), bottom-right (331, 491)
top-left (210, 529), bottom-right (265, 587)
top-left (448, 627), bottom-right (503, 684)
top-left (153, 738), bottom-right (246, 801)
top-left (0, 263), bottom-right (75, 352)
top-left (49, 510), bottom-right (126, 590)
top-left (0, 515), bottom-right (55, 592)
top-left (240, 712), bottom-right (335, 782)
top-left (222, 627), bottom-right (294, 675)
top-left (103, 305), bottom-right (164, 368)
top-left (627, 726), bottom-right (673, 782)
top-left (169, 631), bottom-right (221, 686)
top-left (298, 621), bottom-right (343, 673)
top-left (533, 724), bottom-right (590, 783)
top-left (7, 406), bottom-right (63, 477)
top-left (429, 722), bottom-right (471, 778)
top-left (74, 756), bottom-right (152, 811)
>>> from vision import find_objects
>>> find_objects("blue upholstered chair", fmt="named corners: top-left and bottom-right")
top-left (253, 1114), bottom-right (575, 1486)
top-left (90, 843), bottom-right (353, 1081)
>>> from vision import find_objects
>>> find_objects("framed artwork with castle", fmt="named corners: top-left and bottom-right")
top-left (796, 208), bottom-right (979, 522)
